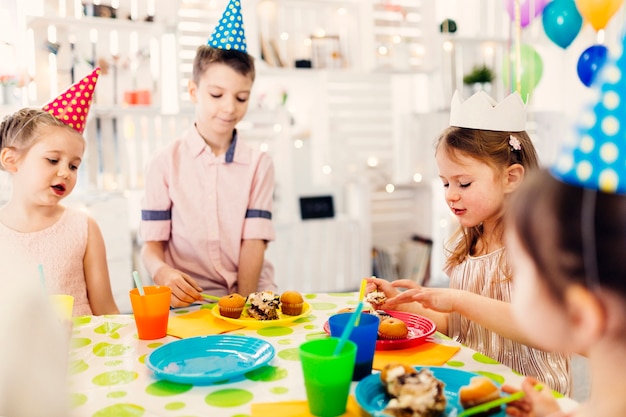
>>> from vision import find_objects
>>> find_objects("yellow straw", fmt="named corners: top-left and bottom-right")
top-left (358, 278), bottom-right (368, 301)
top-left (355, 278), bottom-right (369, 326)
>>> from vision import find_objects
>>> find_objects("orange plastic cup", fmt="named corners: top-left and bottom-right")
top-left (129, 286), bottom-right (171, 340)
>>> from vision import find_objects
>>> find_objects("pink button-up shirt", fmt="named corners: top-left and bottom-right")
top-left (140, 126), bottom-right (276, 295)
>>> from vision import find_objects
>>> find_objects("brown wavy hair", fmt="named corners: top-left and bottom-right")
top-left (508, 169), bottom-right (626, 301)
top-left (192, 45), bottom-right (255, 84)
top-left (436, 127), bottom-right (540, 274)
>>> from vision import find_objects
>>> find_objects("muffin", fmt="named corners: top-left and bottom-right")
top-left (247, 291), bottom-right (281, 320)
top-left (280, 291), bottom-right (304, 316)
top-left (218, 293), bottom-right (246, 319)
top-left (378, 317), bottom-right (409, 340)
top-left (365, 290), bottom-right (387, 308)
top-left (459, 376), bottom-right (501, 415)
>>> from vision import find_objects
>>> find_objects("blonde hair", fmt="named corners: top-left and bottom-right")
top-left (0, 108), bottom-right (79, 171)
top-left (436, 126), bottom-right (539, 274)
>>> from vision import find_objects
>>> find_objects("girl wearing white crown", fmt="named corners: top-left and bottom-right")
top-left (367, 90), bottom-right (570, 395)
top-left (0, 70), bottom-right (119, 316)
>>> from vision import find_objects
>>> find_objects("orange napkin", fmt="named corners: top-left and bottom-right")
top-left (251, 395), bottom-right (361, 417)
top-left (167, 308), bottom-right (244, 338)
top-left (373, 341), bottom-right (460, 370)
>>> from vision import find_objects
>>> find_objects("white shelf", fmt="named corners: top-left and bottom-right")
top-left (27, 15), bottom-right (164, 33)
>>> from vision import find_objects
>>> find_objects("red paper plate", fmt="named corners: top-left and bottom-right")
top-left (323, 310), bottom-right (436, 351)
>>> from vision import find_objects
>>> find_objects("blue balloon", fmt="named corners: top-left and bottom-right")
top-left (542, 0), bottom-right (583, 49)
top-left (577, 45), bottom-right (609, 87)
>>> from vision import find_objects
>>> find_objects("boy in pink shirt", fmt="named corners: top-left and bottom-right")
top-left (140, 0), bottom-right (276, 307)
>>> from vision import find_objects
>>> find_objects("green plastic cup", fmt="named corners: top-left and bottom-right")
top-left (299, 337), bottom-right (357, 417)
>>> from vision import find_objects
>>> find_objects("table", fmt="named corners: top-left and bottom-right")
top-left (68, 292), bottom-right (576, 417)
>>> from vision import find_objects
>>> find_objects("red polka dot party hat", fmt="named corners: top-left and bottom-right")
top-left (42, 67), bottom-right (100, 134)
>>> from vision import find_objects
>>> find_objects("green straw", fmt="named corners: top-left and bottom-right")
top-left (201, 293), bottom-right (221, 302)
top-left (132, 270), bottom-right (145, 296)
top-left (333, 300), bottom-right (364, 356)
top-left (457, 384), bottom-right (544, 417)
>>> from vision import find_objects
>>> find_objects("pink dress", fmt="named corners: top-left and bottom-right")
top-left (446, 247), bottom-right (571, 395)
top-left (0, 207), bottom-right (92, 316)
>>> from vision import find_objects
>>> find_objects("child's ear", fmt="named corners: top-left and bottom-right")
top-left (504, 163), bottom-right (525, 193)
top-left (0, 147), bottom-right (19, 172)
top-left (188, 79), bottom-right (198, 104)
top-left (564, 284), bottom-right (605, 353)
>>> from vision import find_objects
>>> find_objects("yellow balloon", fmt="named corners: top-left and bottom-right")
top-left (575, 0), bottom-right (624, 31)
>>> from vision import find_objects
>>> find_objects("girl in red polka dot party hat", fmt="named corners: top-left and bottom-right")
top-left (503, 33), bottom-right (626, 417)
top-left (0, 67), bottom-right (119, 316)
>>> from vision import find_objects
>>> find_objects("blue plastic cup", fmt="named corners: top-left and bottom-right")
top-left (328, 312), bottom-right (380, 380)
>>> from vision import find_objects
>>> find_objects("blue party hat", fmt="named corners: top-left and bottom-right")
top-left (551, 36), bottom-right (626, 195)
top-left (207, 0), bottom-right (247, 52)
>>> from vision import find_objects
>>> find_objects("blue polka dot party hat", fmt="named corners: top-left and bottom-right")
top-left (207, 0), bottom-right (247, 53)
top-left (551, 35), bottom-right (626, 195)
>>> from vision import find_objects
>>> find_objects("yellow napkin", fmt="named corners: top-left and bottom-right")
top-left (373, 342), bottom-right (460, 370)
top-left (167, 308), bottom-right (244, 338)
top-left (251, 395), bottom-right (361, 417)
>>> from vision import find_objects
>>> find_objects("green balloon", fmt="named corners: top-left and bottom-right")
top-left (502, 43), bottom-right (543, 103)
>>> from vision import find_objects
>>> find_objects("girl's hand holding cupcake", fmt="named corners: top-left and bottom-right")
top-left (388, 286), bottom-right (465, 314)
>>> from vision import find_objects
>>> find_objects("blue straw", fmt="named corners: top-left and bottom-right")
top-left (132, 270), bottom-right (145, 296)
top-left (333, 300), bottom-right (364, 356)
top-left (38, 264), bottom-right (46, 290)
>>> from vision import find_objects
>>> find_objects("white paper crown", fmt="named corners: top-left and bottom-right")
top-left (449, 90), bottom-right (527, 132)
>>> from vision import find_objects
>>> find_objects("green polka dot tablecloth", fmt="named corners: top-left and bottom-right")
top-left (68, 292), bottom-right (576, 417)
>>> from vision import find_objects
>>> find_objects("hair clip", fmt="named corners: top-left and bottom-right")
top-left (509, 135), bottom-right (522, 151)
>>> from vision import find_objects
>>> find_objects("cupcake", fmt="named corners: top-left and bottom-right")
top-left (378, 317), bottom-right (409, 340)
top-left (280, 291), bottom-right (304, 316)
top-left (365, 290), bottom-right (387, 308)
top-left (247, 291), bottom-right (281, 320)
top-left (218, 293), bottom-right (246, 319)
top-left (459, 377), bottom-right (501, 414)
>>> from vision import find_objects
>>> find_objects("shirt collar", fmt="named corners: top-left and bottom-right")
top-left (188, 125), bottom-right (239, 164)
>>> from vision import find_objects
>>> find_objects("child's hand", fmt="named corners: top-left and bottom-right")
top-left (382, 284), bottom-right (460, 313)
top-left (503, 378), bottom-right (562, 417)
top-left (153, 265), bottom-right (203, 308)
top-left (365, 277), bottom-right (401, 299)
top-left (408, 287), bottom-right (463, 313)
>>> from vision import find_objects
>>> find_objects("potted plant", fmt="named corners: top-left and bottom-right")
top-left (463, 64), bottom-right (495, 95)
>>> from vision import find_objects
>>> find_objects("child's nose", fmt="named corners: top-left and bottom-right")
top-left (446, 188), bottom-right (460, 203)
top-left (57, 166), bottom-right (70, 178)
top-left (221, 97), bottom-right (236, 113)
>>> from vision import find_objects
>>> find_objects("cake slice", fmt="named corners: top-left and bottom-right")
top-left (380, 364), bottom-right (447, 417)
top-left (246, 291), bottom-right (281, 320)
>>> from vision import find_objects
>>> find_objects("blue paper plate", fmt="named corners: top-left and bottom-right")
top-left (355, 366), bottom-right (506, 417)
top-left (146, 335), bottom-right (275, 385)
